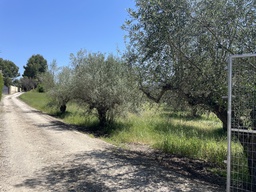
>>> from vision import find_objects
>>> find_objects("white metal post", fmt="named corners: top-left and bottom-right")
top-left (226, 55), bottom-right (232, 192)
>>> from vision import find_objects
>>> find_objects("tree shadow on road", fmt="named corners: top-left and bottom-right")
top-left (14, 147), bottom-right (225, 192)
top-left (36, 119), bottom-right (132, 138)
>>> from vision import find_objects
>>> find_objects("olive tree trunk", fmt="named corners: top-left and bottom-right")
top-left (97, 108), bottom-right (108, 127)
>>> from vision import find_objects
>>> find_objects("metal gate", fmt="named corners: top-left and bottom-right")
top-left (227, 54), bottom-right (256, 192)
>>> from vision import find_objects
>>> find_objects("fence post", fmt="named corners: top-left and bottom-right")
top-left (226, 56), bottom-right (232, 192)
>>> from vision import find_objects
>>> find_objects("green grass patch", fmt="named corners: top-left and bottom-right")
top-left (19, 91), bottom-right (98, 127)
top-left (19, 91), bottom-right (56, 113)
top-left (105, 107), bottom-right (228, 167)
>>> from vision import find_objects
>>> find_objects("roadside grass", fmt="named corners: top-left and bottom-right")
top-left (106, 107), bottom-right (229, 167)
top-left (19, 91), bottom-right (53, 112)
top-left (19, 91), bottom-right (98, 127)
top-left (19, 91), bottom-right (246, 176)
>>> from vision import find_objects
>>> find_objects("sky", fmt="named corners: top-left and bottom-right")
top-left (0, 0), bottom-right (135, 77)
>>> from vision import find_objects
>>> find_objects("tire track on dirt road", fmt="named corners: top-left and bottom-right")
top-left (0, 93), bottom-right (225, 191)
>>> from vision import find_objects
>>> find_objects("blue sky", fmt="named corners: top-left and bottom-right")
top-left (0, 0), bottom-right (135, 77)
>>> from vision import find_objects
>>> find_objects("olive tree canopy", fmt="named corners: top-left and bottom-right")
top-left (70, 50), bottom-right (140, 126)
top-left (48, 66), bottom-right (74, 113)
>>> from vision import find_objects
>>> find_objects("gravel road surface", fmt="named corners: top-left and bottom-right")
top-left (0, 93), bottom-right (225, 191)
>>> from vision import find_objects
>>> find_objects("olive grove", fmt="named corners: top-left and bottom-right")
top-left (123, 0), bottom-right (256, 188)
top-left (123, 0), bottom-right (256, 131)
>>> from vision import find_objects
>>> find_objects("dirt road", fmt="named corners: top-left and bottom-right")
top-left (0, 93), bottom-right (225, 191)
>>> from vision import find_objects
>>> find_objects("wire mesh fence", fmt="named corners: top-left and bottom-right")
top-left (227, 54), bottom-right (256, 192)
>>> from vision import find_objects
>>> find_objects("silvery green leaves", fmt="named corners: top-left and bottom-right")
top-left (70, 49), bottom-right (140, 126)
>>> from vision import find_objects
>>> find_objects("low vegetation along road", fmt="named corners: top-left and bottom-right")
top-left (0, 93), bottom-right (225, 191)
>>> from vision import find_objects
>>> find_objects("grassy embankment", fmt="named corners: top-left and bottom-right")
top-left (19, 91), bottom-right (246, 176)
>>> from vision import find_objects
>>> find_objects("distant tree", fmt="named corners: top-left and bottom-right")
top-left (0, 72), bottom-right (3, 100)
top-left (71, 50), bottom-right (140, 126)
top-left (12, 79), bottom-right (21, 88)
top-left (23, 54), bottom-right (47, 79)
top-left (20, 76), bottom-right (37, 91)
top-left (0, 58), bottom-right (20, 86)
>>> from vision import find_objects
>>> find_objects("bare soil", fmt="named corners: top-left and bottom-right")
top-left (0, 93), bottom-right (226, 191)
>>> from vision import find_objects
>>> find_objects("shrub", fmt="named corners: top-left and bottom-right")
top-left (37, 84), bottom-right (45, 93)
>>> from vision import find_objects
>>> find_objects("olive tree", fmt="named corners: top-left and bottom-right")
top-left (123, 0), bottom-right (256, 131)
top-left (70, 50), bottom-right (139, 126)
top-left (38, 60), bottom-right (58, 93)
top-left (48, 66), bottom-right (74, 113)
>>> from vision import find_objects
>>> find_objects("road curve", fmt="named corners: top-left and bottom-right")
top-left (0, 93), bottom-right (225, 191)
